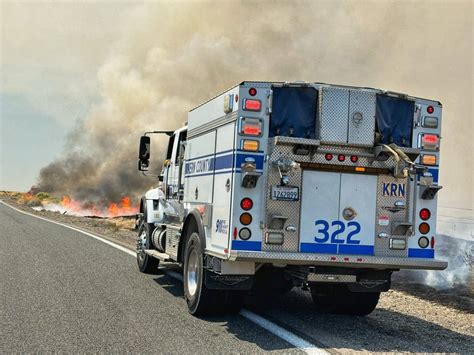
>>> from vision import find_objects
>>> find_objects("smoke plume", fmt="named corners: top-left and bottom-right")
top-left (34, 1), bottom-right (472, 211)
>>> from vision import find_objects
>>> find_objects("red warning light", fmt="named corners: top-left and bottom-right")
top-left (350, 155), bottom-right (358, 163)
top-left (249, 88), bottom-right (257, 96)
top-left (338, 154), bottom-right (346, 162)
top-left (325, 153), bottom-right (333, 161)
top-left (419, 208), bottom-right (431, 220)
top-left (427, 106), bottom-right (434, 114)
top-left (243, 99), bottom-right (261, 111)
top-left (240, 198), bottom-right (253, 211)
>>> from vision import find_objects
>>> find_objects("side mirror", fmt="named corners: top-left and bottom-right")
top-left (138, 136), bottom-right (151, 171)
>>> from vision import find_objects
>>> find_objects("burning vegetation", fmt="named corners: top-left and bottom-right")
top-left (9, 191), bottom-right (137, 218)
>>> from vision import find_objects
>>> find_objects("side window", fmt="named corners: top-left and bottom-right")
top-left (174, 130), bottom-right (187, 163)
top-left (166, 134), bottom-right (175, 160)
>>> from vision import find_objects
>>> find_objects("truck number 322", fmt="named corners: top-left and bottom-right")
top-left (314, 220), bottom-right (361, 244)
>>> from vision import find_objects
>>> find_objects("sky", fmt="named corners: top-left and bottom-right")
top-left (1, 1), bottom-right (135, 190)
top-left (0, 0), bottom-right (472, 218)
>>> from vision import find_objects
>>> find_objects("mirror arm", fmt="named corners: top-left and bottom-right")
top-left (141, 171), bottom-right (160, 178)
top-left (144, 130), bottom-right (174, 137)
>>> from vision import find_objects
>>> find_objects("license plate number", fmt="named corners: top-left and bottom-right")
top-left (271, 186), bottom-right (299, 201)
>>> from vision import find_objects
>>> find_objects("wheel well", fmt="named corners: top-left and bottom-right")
top-left (179, 211), bottom-right (205, 263)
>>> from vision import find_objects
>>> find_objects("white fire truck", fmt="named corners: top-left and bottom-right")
top-left (136, 81), bottom-right (447, 316)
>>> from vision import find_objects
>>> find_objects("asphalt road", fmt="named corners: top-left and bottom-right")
top-left (1, 202), bottom-right (472, 353)
top-left (0, 203), bottom-right (299, 353)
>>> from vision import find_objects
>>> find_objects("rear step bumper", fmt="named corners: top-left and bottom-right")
top-left (229, 251), bottom-right (448, 270)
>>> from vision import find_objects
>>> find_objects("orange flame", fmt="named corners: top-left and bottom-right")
top-left (61, 195), bottom-right (138, 217)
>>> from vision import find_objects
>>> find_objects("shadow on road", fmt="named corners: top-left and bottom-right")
top-left (152, 271), bottom-right (295, 352)
top-left (151, 267), bottom-right (472, 353)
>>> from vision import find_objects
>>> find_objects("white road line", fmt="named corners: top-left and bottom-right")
top-left (162, 270), bottom-right (327, 354)
top-left (240, 309), bottom-right (328, 355)
top-left (1, 200), bottom-right (328, 354)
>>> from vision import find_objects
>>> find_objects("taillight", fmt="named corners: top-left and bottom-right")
top-left (427, 105), bottom-right (434, 114)
top-left (419, 208), bottom-right (431, 220)
top-left (248, 88), bottom-right (257, 96)
top-left (240, 213), bottom-right (252, 225)
top-left (240, 117), bottom-right (262, 136)
top-left (243, 99), bottom-right (261, 111)
top-left (419, 223), bottom-right (430, 234)
top-left (350, 155), bottom-right (358, 163)
top-left (240, 198), bottom-right (253, 210)
top-left (337, 154), bottom-right (345, 162)
top-left (420, 134), bottom-right (440, 151)
top-left (431, 236), bottom-right (435, 248)
top-left (325, 153), bottom-right (333, 161)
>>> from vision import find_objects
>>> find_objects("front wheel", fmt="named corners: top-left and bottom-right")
top-left (136, 222), bottom-right (160, 274)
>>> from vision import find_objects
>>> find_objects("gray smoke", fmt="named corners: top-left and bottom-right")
top-left (34, 1), bottom-right (472, 218)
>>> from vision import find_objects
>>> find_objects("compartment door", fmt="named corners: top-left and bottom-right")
top-left (338, 173), bottom-right (377, 256)
top-left (299, 171), bottom-right (377, 256)
top-left (300, 171), bottom-right (340, 253)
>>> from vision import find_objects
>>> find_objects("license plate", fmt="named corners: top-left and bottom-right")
top-left (271, 186), bottom-right (299, 201)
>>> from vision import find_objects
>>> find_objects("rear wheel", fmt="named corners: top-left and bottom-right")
top-left (136, 222), bottom-right (160, 274)
top-left (310, 284), bottom-right (380, 316)
top-left (184, 232), bottom-right (215, 315)
top-left (183, 232), bottom-right (243, 315)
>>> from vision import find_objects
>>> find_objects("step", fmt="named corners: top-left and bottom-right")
top-left (144, 249), bottom-right (171, 261)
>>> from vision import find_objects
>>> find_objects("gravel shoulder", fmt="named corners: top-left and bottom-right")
top-left (1, 194), bottom-right (472, 352)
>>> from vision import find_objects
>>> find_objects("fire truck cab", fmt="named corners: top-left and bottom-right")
top-left (136, 81), bottom-right (447, 316)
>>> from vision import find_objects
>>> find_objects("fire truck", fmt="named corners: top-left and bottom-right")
top-left (136, 81), bottom-right (447, 316)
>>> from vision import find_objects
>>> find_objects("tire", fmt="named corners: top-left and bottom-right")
top-left (183, 233), bottom-right (244, 316)
top-left (310, 284), bottom-right (380, 316)
top-left (183, 232), bottom-right (215, 315)
top-left (136, 222), bottom-right (160, 274)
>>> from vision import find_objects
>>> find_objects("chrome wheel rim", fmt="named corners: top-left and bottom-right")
top-left (137, 229), bottom-right (147, 264)
top-left (186, 248), bottom-right (199, 297)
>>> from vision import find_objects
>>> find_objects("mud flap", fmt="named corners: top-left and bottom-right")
top-left (204, 269), bottom-right (254, 290)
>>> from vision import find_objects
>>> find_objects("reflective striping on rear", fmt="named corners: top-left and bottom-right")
top-left (231, 240), bottom-right (262, 251)
top-left (301, 243), bottom-right (337, 253)
top-left (408, 248), bottom-right (434, 258)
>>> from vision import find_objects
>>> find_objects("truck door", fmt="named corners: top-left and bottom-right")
top-left (167, 130), bottom-right (186, 200)
top-left (299, 170), bottom-right (377, 256)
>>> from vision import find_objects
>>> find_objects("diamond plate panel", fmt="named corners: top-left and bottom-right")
top-left (319, 87), bottom-right (349, 144)
top-left (264, 139), bottom-right (415, 256)
top-left (375, 175), bottom-right (410, 257)
top-left (348, 91), bottom-right (376, 146)
top-left (263, 144), bottom-right (302, 252)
